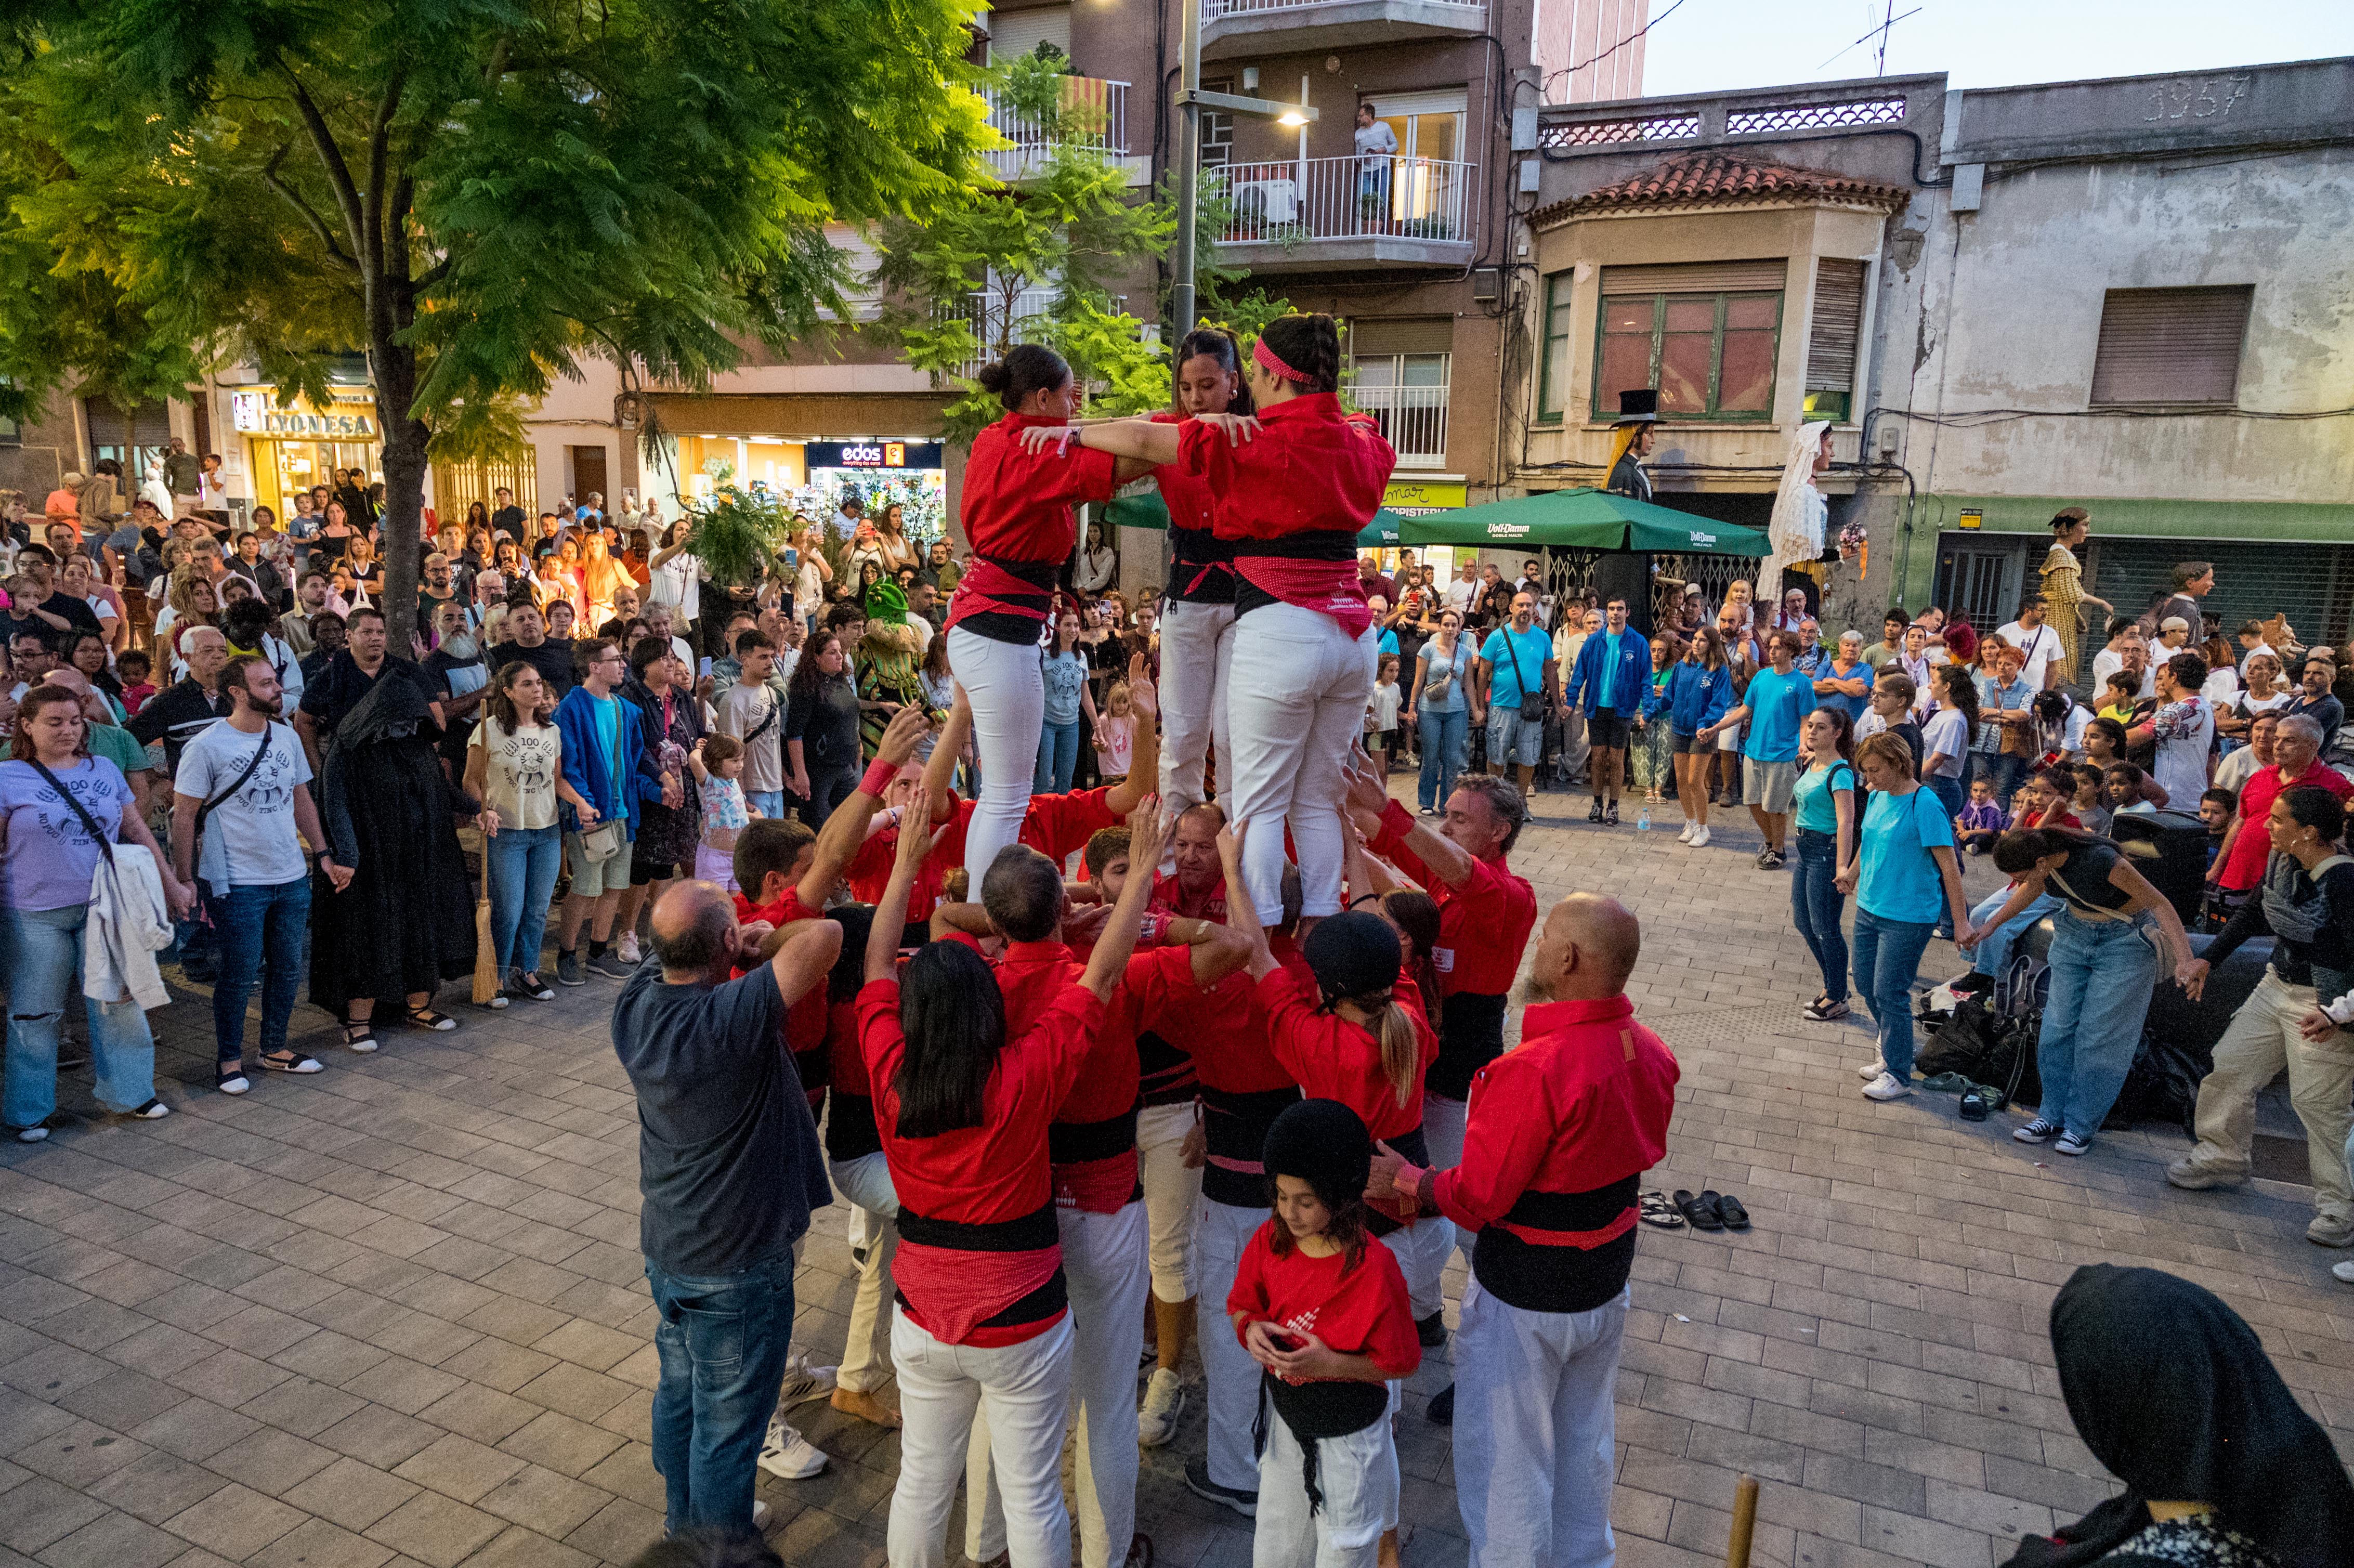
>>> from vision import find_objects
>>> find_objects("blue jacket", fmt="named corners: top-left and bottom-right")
top-left (1667, 661), bottom-right (1736, 734)
top-left (1566, 628), bottom-right (1650, 717)
top-left (1639, 670), bottom-right (1675, 723)
top-left (555, 684), bottom-right (663, 837)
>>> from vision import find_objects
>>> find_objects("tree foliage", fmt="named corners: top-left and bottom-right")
top-left (0, 0), bottom-right (988, 644)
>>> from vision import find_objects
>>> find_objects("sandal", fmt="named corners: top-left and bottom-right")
top-left (1708, 1191), bottom-right (1750, 1231)
top-left (1671, 1190), bottom-right (1724, 1231)
top-left (216, 1066), bottom-right (251, 1095)
top-left (1637, 1190), bottom-right (1685, 1230)
top-left (341, 1018), bottom-right (379, 1054)
top-left (259, 1050), bottom-right (323, 1075)
top-left (1958, 1089), bottom-right (1990, 1122)
top-left (404, 1007), bottom-right (459, 1033)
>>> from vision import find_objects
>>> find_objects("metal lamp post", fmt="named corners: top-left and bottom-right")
top-left (1168, 0), bottom-right (1318, 339)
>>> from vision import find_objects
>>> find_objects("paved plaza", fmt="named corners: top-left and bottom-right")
top-left (3, 780), bottom-right (2350, 1568)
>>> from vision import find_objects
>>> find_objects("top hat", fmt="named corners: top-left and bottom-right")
top-left (1613, 388), bottom-right (1659, 425)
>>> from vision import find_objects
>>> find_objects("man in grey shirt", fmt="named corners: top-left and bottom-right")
top-left (1354, 103), bottom-right (1399, 225)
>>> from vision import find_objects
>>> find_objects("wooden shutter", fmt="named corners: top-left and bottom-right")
top-left (1598, 259), bottom-right (1787, 295)
top-left (1349, 318), bottom-right (1456, 357)
top-left (1806, 259), bottom-right (1866, 394)
top-left (2089, 286), bottom-right (2251, 406)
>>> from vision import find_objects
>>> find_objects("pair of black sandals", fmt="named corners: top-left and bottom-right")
top-left (1639, 1188), bottom-right (1751, 1232)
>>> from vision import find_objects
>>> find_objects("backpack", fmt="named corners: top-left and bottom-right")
top-left (1916, 991), bottom-right (2043, 1111)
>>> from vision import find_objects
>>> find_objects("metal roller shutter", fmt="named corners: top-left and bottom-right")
top-left (987, 4), bottom-right (1070, 63)
top-left (2088, 287), bottom-right (2252, 406)
top-left (2087, 537), bottom-right (2353, 659)
top-left (84, 397), bottom-right (171, 447)
top-left (1599, 259), bottom-right (1788, 295)
top-left (1807, 259), bottom-right (1866, 394)
top-left (1350, 318), bottom-right (1456, 357)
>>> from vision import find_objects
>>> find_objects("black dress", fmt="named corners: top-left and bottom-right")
top-left (623, 677), bottom-right (703, 875)
top-left (305, 652), bottom-right (475, 1012)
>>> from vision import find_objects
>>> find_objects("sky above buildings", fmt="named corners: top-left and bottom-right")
top-left (1639, 1), bottom-right (2354, 96)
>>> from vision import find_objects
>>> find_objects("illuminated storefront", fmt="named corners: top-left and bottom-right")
top-left (230, 387), bottom-right (382, 521)
top-left (670, 434), bottom-right (948, 542)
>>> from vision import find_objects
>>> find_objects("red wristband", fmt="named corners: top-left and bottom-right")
top-left (860, 759), bottom-right (899, 799)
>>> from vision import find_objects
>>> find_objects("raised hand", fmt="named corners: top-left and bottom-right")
top-left (1126, 792), bottom-right (1166, 872)
top-left (878, 703), bottom-right (933, 767)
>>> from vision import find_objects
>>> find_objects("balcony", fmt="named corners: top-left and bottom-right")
top-left (1354, 378), bottom-right (1449, 469)
top-left (956, 289), bottom-right (1130, 377)
top-left (979, 79), bottom-right (1144, 185)
top-left (1199, 0), bottom-right (1488, 60)
top-left (1206, 156), bottom-right (1476, 272)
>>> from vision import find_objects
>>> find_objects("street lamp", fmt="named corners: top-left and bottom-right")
top-left (1168, 0), bottom-right (1318, 340)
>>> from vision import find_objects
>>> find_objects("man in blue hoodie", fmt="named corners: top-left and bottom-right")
top-left (1564, 595), bottom-right (1649, 827)
top-left (555, 636), bottom-right (670, 983)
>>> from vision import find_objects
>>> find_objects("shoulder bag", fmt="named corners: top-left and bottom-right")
top-left (29, 759), bottom-right (116, 867)
top-left (193, 728), bottom-right (274, 844)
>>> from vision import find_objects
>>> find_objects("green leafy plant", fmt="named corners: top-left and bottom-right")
top-left (683, 476), bottom-right (793, 589)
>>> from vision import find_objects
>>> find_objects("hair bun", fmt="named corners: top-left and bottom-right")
top-left (975, 361), bottom-right (1012, 395)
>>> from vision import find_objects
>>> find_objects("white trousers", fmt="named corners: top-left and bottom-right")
top-left (948, 625), bottom-right (1046, 879)
top-left (965, 1203), bottom-right (1148, 1568)
top-left (1376, 1213), bottom-right (1456, 1328)
top-left (829, 1153), bottom-right (899, 1395)
top-left (1159, 598), bottom-right (1238, 814)
top-left (1138, 1101), bottom-right (1205, 1304)
top-left (1195, 1195), bottom-right (1271, 1493)
top-left (1227, 604), bottom-right (1380, 923)
top-left (888, 1306), bottom-right (1074, 1568)
top-left (1454, 1281), bottom-right (1627, 1568)
top-left (1253, 1407), bottom-right (1398, 1568)
top-left (1422, 1093), bottom-right (1475, 1280)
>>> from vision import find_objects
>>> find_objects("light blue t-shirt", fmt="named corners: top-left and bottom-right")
top-left (592, 692), bottom-right (627, 800)
top-left (1858, 785), bottom-right (1955, 925)
top-left (1594, 630), bottom-right (1629, 712)
top-left (1481, 625), bottom-right (1553, 710)
top-left (1377, 629), bottom-right (1400, 658)
top-left (1741, 667), bottom-right (1816, 763)
top-left (1791, 759), bottom-right (1854, 836)
top-left (1042, 649), bottom-right (1089, 727)
top-left (1417, 637), bottom-right (1473, 715)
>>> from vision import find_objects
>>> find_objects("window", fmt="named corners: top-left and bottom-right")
top-left (1353, 342), bottom-right (1451, 469)
top-left (1804, 258), bottom-right (1866, 425)
top-left (1594, 292), bottom-right (1781, 421)
top-left (1200, 78), bottom-right (1234, 169)
top-left (1364, 89), bottom-right (1467, 230)
top-left (1537, 271), bottom-right (1575, 424)
top-left (986, 3), bottom-right (1070, 64)
top-left (2089, 285), bottom-right (2252, 406)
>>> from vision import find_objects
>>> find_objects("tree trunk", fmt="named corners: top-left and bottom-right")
top-left (370, 333), bottom-right (427, 655)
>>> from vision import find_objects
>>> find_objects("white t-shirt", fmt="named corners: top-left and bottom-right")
top-left (2214, 744), bottom-right (2266, 795)
top-left (2091, 648), bottom-right (2156, 701)
top-left (1442, 577), bottom-right (1479, 615)
top-left (714, 680), bottom-right (783, 794)
top-left (176, 719), bottom-right (313, 890)
top-left (2150, 695), bottom-right (2216, 809)
top-left (1994, 620), bottom-right (2064, 691)
top-left (2200, 666), bottom-right (2241, 710)
top-left (1354, 120), bottom-right (1400, 168)
top-left (1921, 707), bottom-right (1970, 778)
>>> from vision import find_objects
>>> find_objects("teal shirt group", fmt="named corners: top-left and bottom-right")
top-left (1741, 667), bottom-right (1816, 763)
top-left (1791, 759), bottom-right (1855, 836)
top-left (1858, 786), bottom-right (1955, 924)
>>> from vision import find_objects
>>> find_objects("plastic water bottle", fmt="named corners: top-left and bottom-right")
top-left (1636, 801), bottom-right (1652, 831)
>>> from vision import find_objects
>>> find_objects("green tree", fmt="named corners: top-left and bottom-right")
top-left (0, 0), bottom-right (987, 645)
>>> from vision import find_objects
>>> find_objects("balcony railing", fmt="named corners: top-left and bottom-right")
top-left (1202, 0), bottom-right (1485, 19)
top-left (956, 289), bottom-right (1128, 376)
top-left (1354, 380), bottom-right (1449, 468)
top-left (1206, 156), bottom-right (1474, 249)
top-left (979, 79), bottom-right (1130, 180)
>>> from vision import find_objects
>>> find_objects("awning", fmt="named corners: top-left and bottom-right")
top-left (1107, 492), bottom-right (1411, 550)
top-left (1401, 488), bottom-right (1769, 555)
top-left (1921, 492), bottom-right (2354, 543)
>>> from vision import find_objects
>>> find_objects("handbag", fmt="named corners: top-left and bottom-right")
top-left (580, 816), bottom-right (626, 864)
top-left (193, 728), bottom-right (274, 844)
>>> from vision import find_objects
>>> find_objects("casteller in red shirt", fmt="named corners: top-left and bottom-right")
top-left (949, 412), bottom-right (1119, 644)
top-left (1227, 1220), bottom-right (1421, 1387)
top-left (733, 883), bottom-right (830, 1109)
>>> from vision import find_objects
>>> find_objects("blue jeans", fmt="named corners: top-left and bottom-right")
top-left (807, 765), bottom-right (860, 826)
top-left (3, 904), bottom-right (158, 1127)
top-left (1791, 828), bottom-right (1849, 1003)
top-left (1980, 751), bottom-right (2028, 814)
top-left (647, 1255), bottom-right (798, 1534)
top-left (1963, 888), bottom-right (2061, 988)
top-left (1924, 772), bottom-right (1964, 826)
top-left (2035, 908), bottom-right (2161, 1142)
top-left (1851, 908), bottom-right (1936, 1080)
top-left (747, 790), bottom-right (785, 821)
top-left (486, 823), bottom-right (562, 976)
top-left (1417, 706), bottom-right (1469, 811)
top-left (203, 876), bottom-right (312, 1066)
top-left (1035, 717), bottom-right (1080, 793)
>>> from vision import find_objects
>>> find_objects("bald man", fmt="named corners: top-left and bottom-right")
top-left (1150, 802), bottom-right (1229, 922)
top-left (1369, 894), bottom-right (1679, 1568)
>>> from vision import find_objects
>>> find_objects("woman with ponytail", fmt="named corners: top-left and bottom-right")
top-left (1024, 314), bottom-right (1395, 926)
top-left (952, 345), bottom-right (1145, 880)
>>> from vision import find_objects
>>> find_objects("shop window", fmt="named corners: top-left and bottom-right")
top-left (2089, 285), bottom-right (2251, 406)
top-left (1537, 271), bottom-right (1575, 425)
top-left (1593, 291), bottom-right (1781, 422)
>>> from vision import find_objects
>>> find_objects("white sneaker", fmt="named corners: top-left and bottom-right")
top-left (1690, 825), bottom-right (1711, 848)
top-left (2332, 1260), bottom-right (2354, 1285)
top-left (1861, 1072), bottom-right (1913, 1102)
top-left (776, 1349), bottom-right (836, 1407)
top-left (1856, 1057), bottom-right (1888, 1081)
top-left (618, 931), bottom-right (642, 965)
top-left (756, 1415), bottom-right (826, 1479)
top-left (752, 1499), bottom-right (771, 1532)
top-left (1138, 1367), bottom-right (1185, 1448)
top-left (1676, 821), bottom-right (1696, 844)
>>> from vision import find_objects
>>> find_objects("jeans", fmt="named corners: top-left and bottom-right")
top-left (486, 822), bottom-right (561, 976)
top-left (2035, 908), bottom-right (2160, 1142)
top-left (1851, 908), bottom-right (1937, 1080)
top-left (646, 1255), bottom-right (798, 1535)
top-left (1455, 1283), bottom-right (1626, 1568)
top-left (202, 876), bottom-right (312, 1066)
top-left (3, 904), bottom-right (158, 1127)
top-left (949, 626), bottom-right (1047, 880)
top-left (1924, 771), bottom-right (1964, 827)
top-left (1034, 717), bottom-right (1081, 794)
top-left (1417, 706), bottom-right (1469, 812)
top-left (1962, 888), bottom-right (2060, 990)
top-left (1159, 599), bottom-right (1237, 813)
top-left (1981, 751), bottom-right (2029, 813)
top-left (1227, 603), bottom-right (1379, 924)
top-left (1790, 829), bottom-right (1849, 1003)
top-left (747, 790), bottom-right (785, 820)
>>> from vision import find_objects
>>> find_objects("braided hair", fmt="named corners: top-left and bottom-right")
top-left (1257, 313), bottom-right (1342, 394)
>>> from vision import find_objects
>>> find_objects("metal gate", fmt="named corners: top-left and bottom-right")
top-left (1540, 548), bottom-right (1765, 633)
top-left (2088, 538), bottom-right (2354, 659)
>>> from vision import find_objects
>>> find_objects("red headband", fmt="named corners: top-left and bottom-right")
top-left (1252, 335), bottom-right (1312, 385)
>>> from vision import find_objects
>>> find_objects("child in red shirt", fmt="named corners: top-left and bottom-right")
top-left (1227, 1098), bottom-right (1419, 1567)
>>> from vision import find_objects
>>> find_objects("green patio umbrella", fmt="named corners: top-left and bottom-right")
top-left (1105, 493), bottom-right (1411, 551)
top-left (1400, 488), bottom-right (1769, 556)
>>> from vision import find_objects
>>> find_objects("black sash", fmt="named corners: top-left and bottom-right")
top-left (1048, 1108), bottom-right (1139, 1165)
top-left (896, 1200), bottom-right (1058, 1252)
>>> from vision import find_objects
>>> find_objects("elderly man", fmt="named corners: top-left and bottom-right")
top-left (616, 883), bottom-right (840, 1538)
top-left (1369, 894), bottom-right (1678, 1568)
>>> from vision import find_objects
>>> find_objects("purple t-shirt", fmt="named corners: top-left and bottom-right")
top-left (0, 757), bottom-right (132, 911)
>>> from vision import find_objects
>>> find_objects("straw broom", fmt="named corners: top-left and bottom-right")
top-left (470, 850), bottom-right (500, 1005)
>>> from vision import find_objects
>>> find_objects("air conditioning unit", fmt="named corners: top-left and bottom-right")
top-left (1470, 267), bottom-right (1501, 303)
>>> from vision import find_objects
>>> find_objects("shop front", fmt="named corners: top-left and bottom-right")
top-left (229, 386), bottom-right (382, 522)
top-left (1370, 477), bottom-right (1468, 578)
top-left (648, 390), bottom-right (958, 549)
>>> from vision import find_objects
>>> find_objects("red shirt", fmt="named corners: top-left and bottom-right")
top-left (1368, 800), bottom-right (1536, 997)
top-left (1149, 411), bottom-right (1215, 534)
top-left (959, 412), bottom-right (1119, 565)
top-left (1178, 393), bottom-right (1392, 545)
top-left (845, 786), bottom-right (1121, 915)
top-left (1149, 868), bottom-right (1228, 923)
top-left (997, 939), bottom-right (1150, 1213)
top-left (1431, 995), bottom-right (1679, 1249)
top-left (1124, 944), bottom-right (1293, 1095)
top-left (857, 976), bottom-right (1103, 1344)
top-left (1227, 1220), bottom-right (1421, 1383)
top-left (733, 885), bottom-right (830, 1106)
top-left (2220, 761), bottom-right (2353, 891)
top-left (1253, 968), bottom-right (1437, 1143)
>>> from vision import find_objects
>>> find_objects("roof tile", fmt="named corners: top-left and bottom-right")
top-left (1536, 152), bottom-right (1910, 222)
